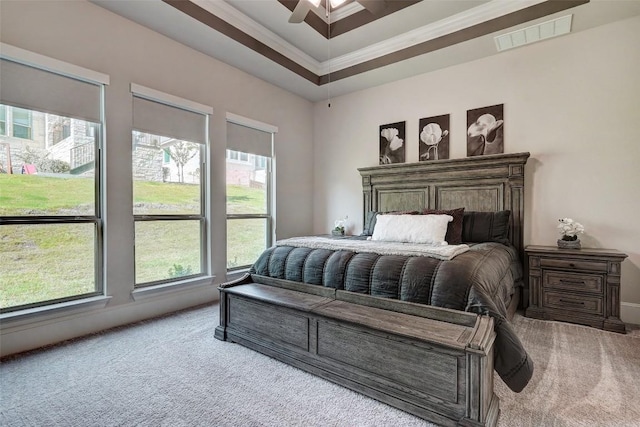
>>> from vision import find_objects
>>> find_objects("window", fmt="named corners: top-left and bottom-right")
top-left (131, 84), bottom-right (211, 287)
top-left (226, 115), bottom-right (276, 270)
top-left (0, 53), bottom-right (107, 313)
top-left (0, 105), bottom-right (6, 135)
top-left (12, 108), bottom-right (32, 139)
top-left (255, 155), bottom-right (266, 169)
top-left (226, 149), bottom-right (252, 164)
top-left (50, 116), bottom-right (71, 145)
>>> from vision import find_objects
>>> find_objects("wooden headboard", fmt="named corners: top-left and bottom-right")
top-left (358, 152), bottom-right (530, 260)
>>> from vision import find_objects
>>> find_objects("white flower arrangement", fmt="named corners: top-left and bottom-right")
top-left (557, 218), bottom-right (584, 241)
top-left (334, 216), bottom-right (348, 233)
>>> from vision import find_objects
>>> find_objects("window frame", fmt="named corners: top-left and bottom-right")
top-left (225, 113), bottom-right (277, 272)
top-left (11, 107), bottom-right (32, 139)
top-left (0, 104), bottom-right (6, 135)
top-left (0, 44), bottom-right (108, 314)
top-left (132, 142), bottom-right (207, 287)
top-left (130, 84), bottom-right (212, 288)
top-left (0, 107), bottom-right (104, 314)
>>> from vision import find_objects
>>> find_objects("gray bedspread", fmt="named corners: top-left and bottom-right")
top-left (250, 240), bottom-right (534, 392)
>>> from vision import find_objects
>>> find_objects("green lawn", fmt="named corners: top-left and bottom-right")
top-left (0, 174), bottom-right (95, 216)
top-left (0, 174), bottom-right (267, 309)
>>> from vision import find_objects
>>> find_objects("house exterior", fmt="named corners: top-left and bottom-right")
top-left (0, 108), bottom-right (212, 183)
top-left (0, 107), bottom-right (96, 176)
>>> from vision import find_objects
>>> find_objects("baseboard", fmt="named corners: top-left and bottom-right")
top-left (0, 285), bottom-right (219, 358)
top-left (621, 302), bottom-right (640, 326)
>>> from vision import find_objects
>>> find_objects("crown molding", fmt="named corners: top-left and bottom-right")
top-left (195, 0), bottom-right (323, 74)
top-left (188, 0), bottom-right (553, 76)
top-left (321, 0), bottom-right (548, 73)
top-left (325, 2), bottom-right (363, 22)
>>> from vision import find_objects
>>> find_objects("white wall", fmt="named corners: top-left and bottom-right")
top-left (313, 16), bottom-right (640, 323)
top-left (0, 0), bottom-right (314, 356)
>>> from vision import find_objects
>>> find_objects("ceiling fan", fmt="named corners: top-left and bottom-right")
top-left (288, 0), bottom-right (386, 23)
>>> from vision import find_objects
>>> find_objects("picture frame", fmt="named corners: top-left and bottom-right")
top-left (418, 114), bottom-right (450, 161)
top-left (467, 104), bottom-right (504, 157)
top-left (379, 121), bottom-right (406, 164)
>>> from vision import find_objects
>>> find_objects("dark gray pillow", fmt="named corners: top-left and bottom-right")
top-left (422, 207), bottom-right (465, 245)
top-left (461, 210), bottom-right (511, 244)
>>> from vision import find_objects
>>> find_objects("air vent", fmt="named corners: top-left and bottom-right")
top-left (494, 14), bottom-right (572, 52)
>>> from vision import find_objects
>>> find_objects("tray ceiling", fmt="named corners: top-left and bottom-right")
top-left (91, 0), bottom-right (640, 101)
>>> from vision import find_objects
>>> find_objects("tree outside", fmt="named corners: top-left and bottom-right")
top-left (167, 141), bottom-right (199, 183)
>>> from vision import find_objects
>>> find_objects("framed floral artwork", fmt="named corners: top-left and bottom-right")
top-left (467, 104), bottom-right (504, 157)
top-left (418, 114), bottom-right (449, 161)
top-left (379, 121), bottom-right (405, 164)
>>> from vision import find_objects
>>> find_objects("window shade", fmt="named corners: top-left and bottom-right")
top-left (0, 59), bottom-right (102, 123)
top-left (227, 121), bottom-right (272, 158)
top-left (132, 95), bottom-right (207, 145)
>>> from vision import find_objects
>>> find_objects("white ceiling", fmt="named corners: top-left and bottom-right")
top-left (91, 0), bottom-right (640, 102)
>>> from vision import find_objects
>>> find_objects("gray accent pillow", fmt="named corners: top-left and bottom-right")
top-left (422, 207), bottom-right (465, 245)
top-left (461, 210), bottom-right (511, 244)
top-left (362, 211), bottom-right (379, 236)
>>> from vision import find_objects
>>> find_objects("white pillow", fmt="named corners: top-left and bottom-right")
top-left (371, 214), bottom-right (453, 245)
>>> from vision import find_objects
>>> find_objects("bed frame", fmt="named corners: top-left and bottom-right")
top-left (360, 152), bottom-right (530, 315)
top-left (216, 152), bottom-right (530, 427)
top-left (359, 152), bottom-right (529, 262)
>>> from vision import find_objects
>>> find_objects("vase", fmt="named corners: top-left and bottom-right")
top-left (331, 229), bottom-right (344, 237)
top-left (557, 238), bottom-right (581, 249)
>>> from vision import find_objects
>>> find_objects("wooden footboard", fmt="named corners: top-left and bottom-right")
top-left (216, 275), bottom-right (499, 427)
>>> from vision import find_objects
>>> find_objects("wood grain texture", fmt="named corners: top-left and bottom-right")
top-left (217, 282), bottom-right (498, 426)
top-left (225, 282), bottom-right (333, 312)
top-left (358, 152), bottom-right (530, 263)
top-left (228, 296), bottom-right (311, 350)
top-left (525, 245), bottom-right (628, 333)
top-left (315, 319), bottom-right (460, 403)
top-left (316, 300), bottom-right (470, 349)
top-left (336, 288), bottom-right (478, 327)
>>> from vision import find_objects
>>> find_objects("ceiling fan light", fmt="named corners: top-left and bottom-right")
top-left (307, 0), bottom-right (322, 7)
top-left (329, 0), bottom-right (347, 8)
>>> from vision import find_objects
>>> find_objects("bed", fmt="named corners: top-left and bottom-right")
top-left (216, 152), bottom-right (532, 427)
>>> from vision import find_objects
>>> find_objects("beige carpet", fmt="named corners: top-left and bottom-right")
top-left (1, 304), bottom-right (639, 426)
top-left (496, 316), bottom-right (640, 427)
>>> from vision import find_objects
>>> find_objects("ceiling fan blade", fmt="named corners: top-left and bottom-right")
top-left (288, 1), bottom-right (312, 23)
top-left (357, 0), bottom-right (386, 14)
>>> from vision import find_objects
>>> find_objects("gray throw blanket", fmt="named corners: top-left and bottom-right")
top-left (276, 236), bottom-right (470, 260)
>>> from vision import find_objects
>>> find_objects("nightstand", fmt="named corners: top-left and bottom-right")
top-left (525, 245), bottom-right (628, 333)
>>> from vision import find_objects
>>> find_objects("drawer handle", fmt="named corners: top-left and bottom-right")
top-left (559, 299), bottom-right (585, 306)
top-left (559, 279), bottom-right (586, 285)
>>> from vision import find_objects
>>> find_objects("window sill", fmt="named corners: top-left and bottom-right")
top-left (131, 275), bottom-right (215, 301)
top-left (0, 295), bottom-right (111, 329)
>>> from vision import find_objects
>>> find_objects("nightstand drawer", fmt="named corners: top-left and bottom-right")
top-left (539, 258), bottom-right (607, 272)
top-left (543, 271), bottom-right (603, 294)
top-left (543, 291), bottom-right (603, 316)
